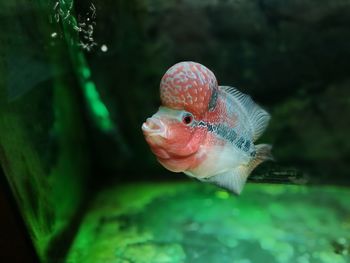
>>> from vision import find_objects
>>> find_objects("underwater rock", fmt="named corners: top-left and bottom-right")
top-left (115, 242), bottom-right (186, 263)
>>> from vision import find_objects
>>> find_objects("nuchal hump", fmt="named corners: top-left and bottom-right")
top-left (160, 61), bottom-right (218, 117)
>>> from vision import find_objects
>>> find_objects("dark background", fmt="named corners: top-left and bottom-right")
top-left (79, 0), bottom-right (350, 186)
top-left (0, 170), bottom-right (38, 262)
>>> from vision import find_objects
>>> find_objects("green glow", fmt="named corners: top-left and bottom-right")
top-left (85, 81), bottom-right (109, 117)
top-left (215, 190), bottom-right (230, 199)
top-left (81, 67), bottom-right (91, 79)
top-left (56, 0), bottom-right (116, 133)
top-left (67, 182), bottom-right (350, 263)
top-left (84, 81), bottom-right (113, 131)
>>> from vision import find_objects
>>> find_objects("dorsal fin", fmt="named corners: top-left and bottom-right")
top-left (220, 86), bottom-right (270, 142)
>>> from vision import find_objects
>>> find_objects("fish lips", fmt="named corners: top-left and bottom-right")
top-left (142, 117), bottom-right (166, 137)
top-left (142, 118), bottom-right (170, 159)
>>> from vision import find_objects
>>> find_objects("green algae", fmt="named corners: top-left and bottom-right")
top-left (66, 182), bottom-right (350, 263)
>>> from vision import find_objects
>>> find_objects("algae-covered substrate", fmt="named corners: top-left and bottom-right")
top-left (66, 182), bottom-right (350, 263)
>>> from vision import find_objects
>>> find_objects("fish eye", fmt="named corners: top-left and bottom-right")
top-left (182, 113), bottom-right (194, 125)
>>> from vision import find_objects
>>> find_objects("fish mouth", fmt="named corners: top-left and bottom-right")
top-left (142, 117), bottom-right (167, 137)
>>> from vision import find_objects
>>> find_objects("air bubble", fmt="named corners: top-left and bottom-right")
top-left (101, 45), bottom-right (108, 52)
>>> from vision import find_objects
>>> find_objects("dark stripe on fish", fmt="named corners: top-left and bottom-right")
top-left (208, 88), bottom-right (218, 111)
top-left (197, 121), bottom-right (252, 153)
top-left (243, 140), bottom-right (251, 152)
top-left (235, 137), bottom-right (245, 149)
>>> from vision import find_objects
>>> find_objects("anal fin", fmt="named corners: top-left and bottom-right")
top-left (205, 144), bottom-right (273, 195)
top-left (206, 167), bottom-right (249, 195)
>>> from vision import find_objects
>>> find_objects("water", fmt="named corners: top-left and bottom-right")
top-left (0, 0), bottom-right (349, 262)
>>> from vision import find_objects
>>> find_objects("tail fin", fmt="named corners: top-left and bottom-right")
top-left (248, 144), bottom-right (273, 174)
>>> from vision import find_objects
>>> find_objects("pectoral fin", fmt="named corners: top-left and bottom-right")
top-left (206, 167), bottom-right (249, 195)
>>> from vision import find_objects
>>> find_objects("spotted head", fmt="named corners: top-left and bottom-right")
top-left (160, 61), bottom-right (218, 118)
top-left (142, 62), bottom-right (218, 172)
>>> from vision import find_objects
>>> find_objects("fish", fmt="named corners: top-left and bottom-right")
top-left (142, 61), bottom-right (273, 194)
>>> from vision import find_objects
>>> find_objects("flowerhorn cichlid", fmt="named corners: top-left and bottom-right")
top-left (142, 61), bottom-right (273, 194)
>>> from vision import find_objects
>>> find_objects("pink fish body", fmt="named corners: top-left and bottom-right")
top-left (142, 61), bottom-right (272, 194)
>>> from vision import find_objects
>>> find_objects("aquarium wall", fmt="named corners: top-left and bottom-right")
top-left (0, 0), bottom-right (90, 261)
